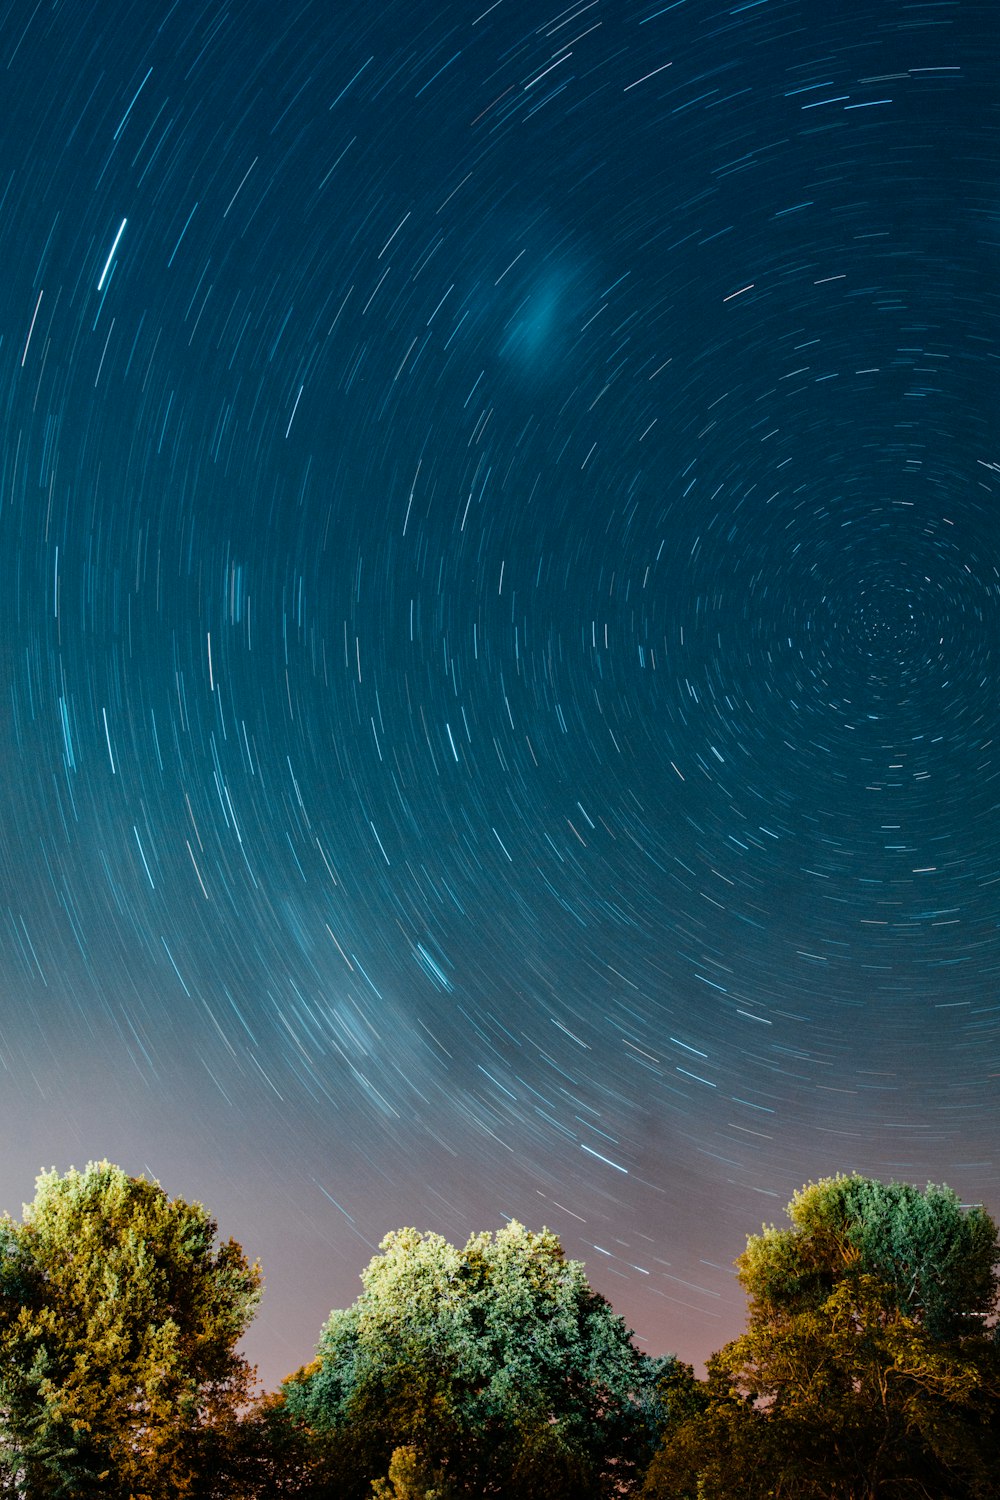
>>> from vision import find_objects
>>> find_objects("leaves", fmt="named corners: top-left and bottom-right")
top-left (643, 1175), bottom-right (1000, 1500)
top-left (282, 1221), bottom-right (663, 1498)
top-left (2, 1167), bottom-right (995, 1497)
top-left (0, 1161), bottom-right (261, 1499)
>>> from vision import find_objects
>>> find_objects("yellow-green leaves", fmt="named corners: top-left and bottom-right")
top-left (643, 1175), bottom-right (1000, 1500)
top-left (282, 1220), bottom-right (662, 1499)
top-left (0, 1161), bottom-right (261, 1499)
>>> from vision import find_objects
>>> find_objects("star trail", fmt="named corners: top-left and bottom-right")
top-left (0, 0), bottom-right (997, 1387)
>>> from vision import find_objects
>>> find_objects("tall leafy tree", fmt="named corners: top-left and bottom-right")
top-left (643, 1175), bottom-right (1000, 1500)
top-left (281, 1221), bottom-right (668, 1498)
top-left (0, 1161), bottom-right (261, 1499)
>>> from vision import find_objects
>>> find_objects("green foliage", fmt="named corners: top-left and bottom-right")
top-left (0, 1161), bottom-right (262, 1499)
top-left (370, 1444), bottom-right (453, 1499)
top-left (5, 1163), bottom-right (993, 1498)
top-left (641, 1360), bottom-right (772, 1500)
top-left (643, 1175), bottom-right (1000, 1500)
top-left (738, 1176), bottom-right (999, 1339)
top-left (281, 1220), bottom-right (665, 1498)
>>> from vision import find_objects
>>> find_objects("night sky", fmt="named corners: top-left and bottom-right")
top-left (1, 0), bottom-right (998, 1390)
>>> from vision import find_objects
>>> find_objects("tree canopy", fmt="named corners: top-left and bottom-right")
top-left (0, 1161), bottom-right (261, 1499)
top-left (280, 1220), bottom-right (667, 1498)
top-left (642, 1175), bottom-right (1000, 1500)
top-left (1, 1164), bottom-right (996, 1498)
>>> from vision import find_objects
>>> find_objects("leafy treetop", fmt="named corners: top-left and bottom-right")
top-left (0, 1160), bottom-right (261, 1500)
top-left (282, 1220), bottom-right (667, 1498)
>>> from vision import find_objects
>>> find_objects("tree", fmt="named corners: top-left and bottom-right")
top-left (280, 1221), bottom-right (668, 1498)
top-left (643, 1175), bottom-right (1000, 1499)
top-left (369, 1445), bottom-right (453, 1500)
top-left (641, 1359), bottom-right (775, 1500)
top-left (203, 1388), bottom-right (316, 1499)
top-left (0, 1161), bottom-right (262, 1499)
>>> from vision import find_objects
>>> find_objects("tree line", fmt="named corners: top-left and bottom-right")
top-left (0, 1162), bottom-right (997, 1497)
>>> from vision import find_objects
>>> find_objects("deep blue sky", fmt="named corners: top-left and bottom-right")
top-left (0, 0), bottom-right (997, 1388)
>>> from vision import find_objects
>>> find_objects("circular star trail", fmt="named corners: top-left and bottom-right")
top-left (0, 0), bottom-right (997, 1383)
